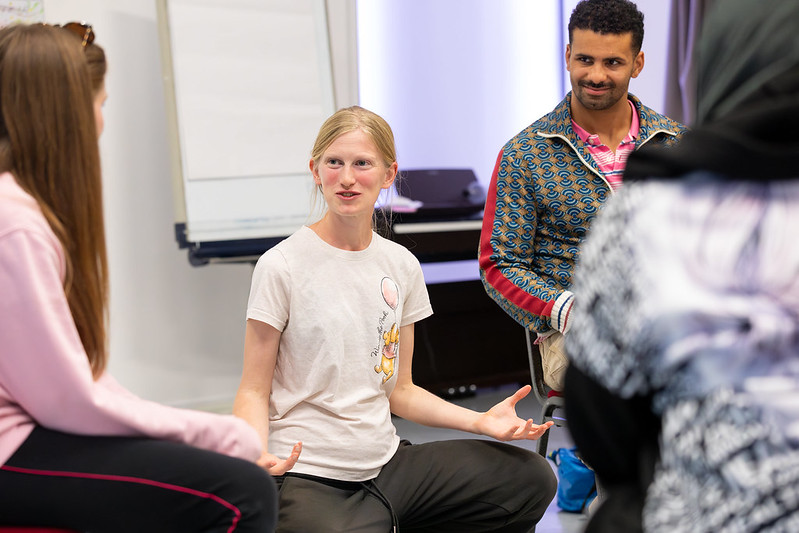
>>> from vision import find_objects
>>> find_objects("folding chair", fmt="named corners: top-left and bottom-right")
top-left (525, 328), bottom-right (566, 457)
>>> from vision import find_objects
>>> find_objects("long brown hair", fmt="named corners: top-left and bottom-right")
top-left (0, 24), bottom-right (108, 377)
top-left (84, 41), bottom-right (106, 94)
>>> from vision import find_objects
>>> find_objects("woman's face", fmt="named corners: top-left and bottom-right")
top-left (93, 81), bottom-right (107, 138)
top-left (310, 129), bottom-right (397, 221)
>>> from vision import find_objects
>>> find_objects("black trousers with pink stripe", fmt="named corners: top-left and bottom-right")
top-left (0, 427), bottom-right (277, 532)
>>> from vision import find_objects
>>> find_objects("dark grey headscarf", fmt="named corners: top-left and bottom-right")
top-left (626, 0), bottom-right (799, 180)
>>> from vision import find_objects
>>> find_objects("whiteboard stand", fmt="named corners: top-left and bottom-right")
top-left (156, 0), bottom-right (346, 265)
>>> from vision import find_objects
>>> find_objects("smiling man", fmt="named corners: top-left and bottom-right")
top-left (479, 0), bottom-right (686, 392)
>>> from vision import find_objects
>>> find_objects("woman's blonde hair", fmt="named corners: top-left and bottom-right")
top-left (311, 105), bottom-right (397, 169)
top-left (0, 24), bottom-right (108, 377)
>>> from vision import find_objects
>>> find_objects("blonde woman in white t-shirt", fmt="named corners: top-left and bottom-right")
top-left (233, 106), bottom-right (557, 532)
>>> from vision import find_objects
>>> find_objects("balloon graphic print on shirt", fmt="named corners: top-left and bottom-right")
top-left (375, 277), bottom-right (399, 383)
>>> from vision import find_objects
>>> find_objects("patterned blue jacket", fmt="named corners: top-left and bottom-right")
top-left (479, 93), bottom-right (687, 334)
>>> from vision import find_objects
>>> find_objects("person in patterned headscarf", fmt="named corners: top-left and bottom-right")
top-left (564, 0), bottom-right (799, 531)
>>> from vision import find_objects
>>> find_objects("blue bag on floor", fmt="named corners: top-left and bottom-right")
top-left (548, 447), bottom-right (597, 513)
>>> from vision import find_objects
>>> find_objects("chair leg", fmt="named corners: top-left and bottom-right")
top-left (537, 400), bottom-right (563, 457)
top-left (536, 427), bottom-right (550, 457)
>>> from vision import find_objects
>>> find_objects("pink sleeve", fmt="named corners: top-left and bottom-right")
top-left (0, 228), bottom-right (261, 462)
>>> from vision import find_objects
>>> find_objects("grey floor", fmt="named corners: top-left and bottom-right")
top-left (393, 384), bottom-right (588, 533)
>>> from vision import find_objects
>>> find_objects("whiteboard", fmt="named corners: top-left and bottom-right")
top-left (157, 0), bottom-right (336, 244)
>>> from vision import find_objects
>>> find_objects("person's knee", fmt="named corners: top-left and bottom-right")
top-left (232, 462), bottom-right (278, 530)
top-left (479, 443), bottom-right (557, 522)
top-left (539, 459), bottom-right (558, 505)
top-left (514, 452), bottom-right (558, 523)
top-left (530, 455), bottom-right (557, 498)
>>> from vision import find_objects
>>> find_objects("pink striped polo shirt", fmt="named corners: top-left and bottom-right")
top-left (572, 99), bottom-right (640, 190)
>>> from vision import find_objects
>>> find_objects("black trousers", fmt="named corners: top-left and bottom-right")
top-left (564, 365), bottom-right (661, 533)
top-left (0, 427), bottom-right (278, 532)
top-left (275, 439), bottom-right (557, 533)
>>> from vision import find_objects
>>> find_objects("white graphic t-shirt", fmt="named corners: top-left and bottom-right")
top-left (247, 226), bottom-right (433, 481)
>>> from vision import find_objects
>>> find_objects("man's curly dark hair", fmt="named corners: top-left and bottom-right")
top-left (568, 0), bottom-right (645, 54)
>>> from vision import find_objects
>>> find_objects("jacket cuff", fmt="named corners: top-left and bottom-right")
top-left (551, 291), bottom-right (574, 334)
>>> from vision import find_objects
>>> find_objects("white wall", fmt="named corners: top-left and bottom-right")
top-left (43, 1), bottom-right (249, 408)
top-left (43, 0), bottom-right (672, 410)
top-left (358, 0), bottom-right (563, 189)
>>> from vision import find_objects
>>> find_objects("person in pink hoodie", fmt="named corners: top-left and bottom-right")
top-left (0, 23), bottom-right (277, 532)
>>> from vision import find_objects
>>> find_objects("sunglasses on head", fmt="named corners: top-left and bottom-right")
top-left (58, 21), bottom-right (94, 47)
